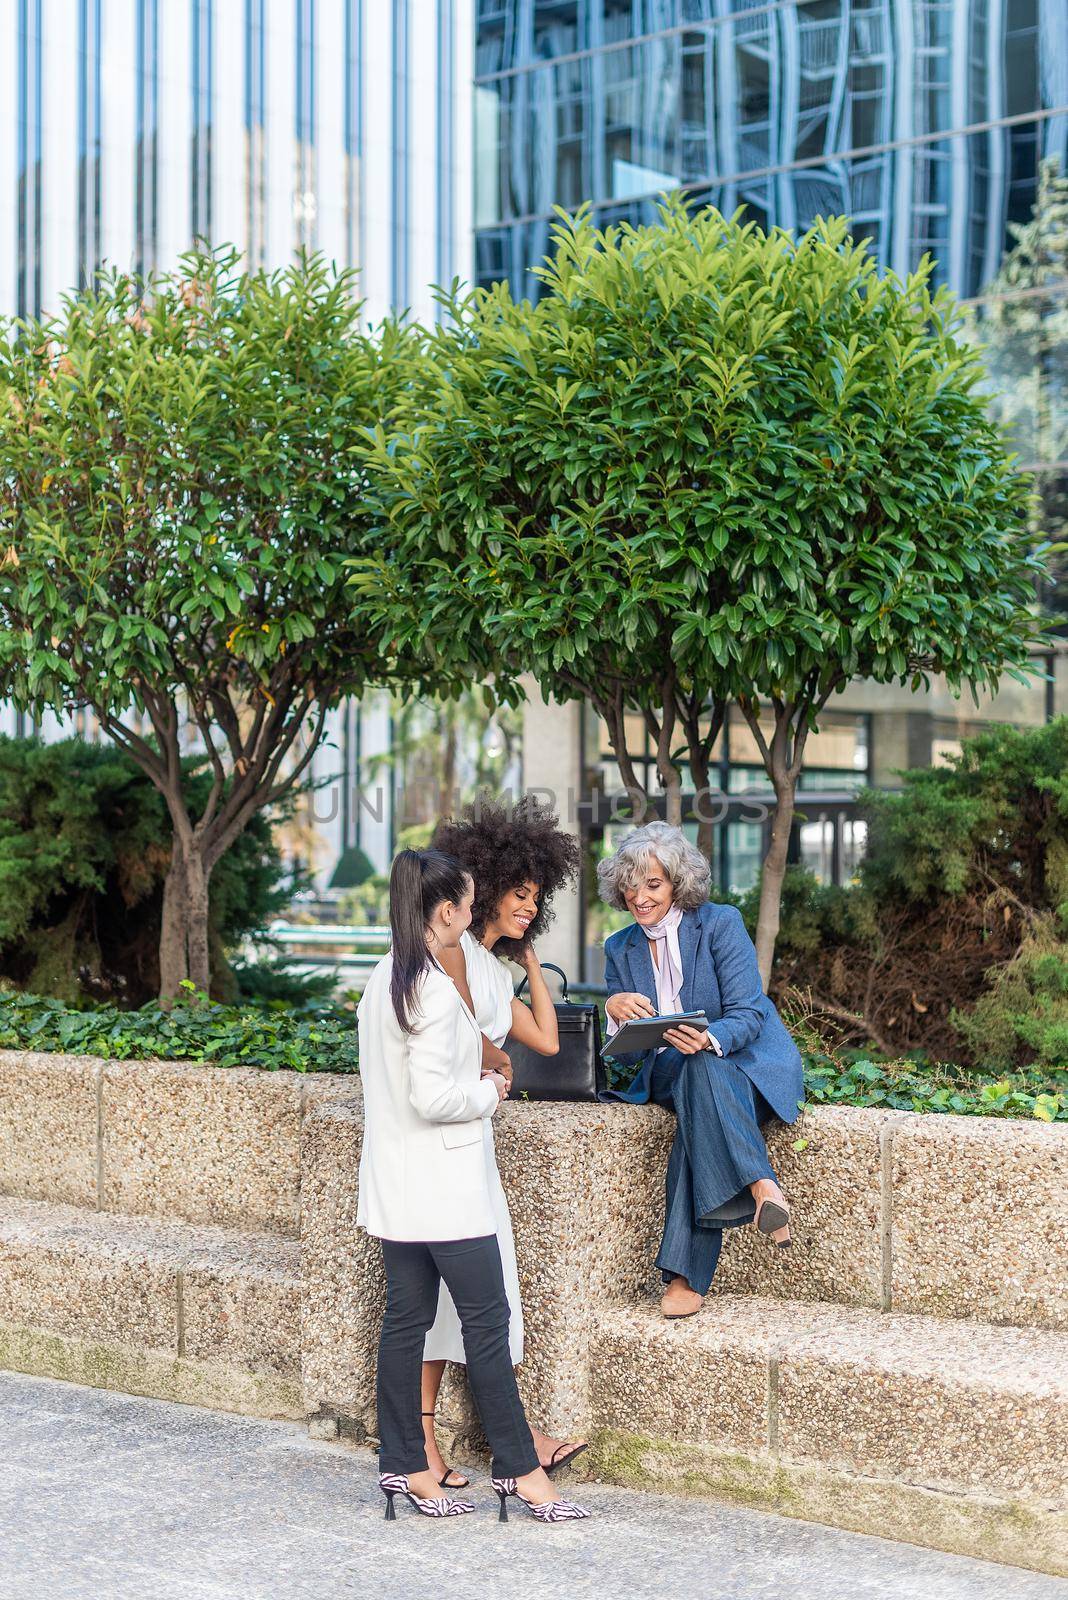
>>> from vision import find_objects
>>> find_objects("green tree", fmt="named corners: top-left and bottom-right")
top-left (0, 248), bottom-right (425, 1001)
top-left (358, 200), bottom-right (1045, 982)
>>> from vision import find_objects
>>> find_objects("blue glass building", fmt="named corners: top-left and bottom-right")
top-left (475, 0), bottom-right (1067, 303)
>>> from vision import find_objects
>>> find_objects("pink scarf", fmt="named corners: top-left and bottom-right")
top-left (642, 902), bottom-right (684, 1016)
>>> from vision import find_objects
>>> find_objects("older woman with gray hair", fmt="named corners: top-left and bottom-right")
top-left (599, 822), bottom-right (803, 1319)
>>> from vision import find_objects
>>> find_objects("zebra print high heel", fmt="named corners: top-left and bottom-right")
top-left (491, 1477), bottom-right (591, 1523)
top-left (379, 1472), bottom-right (475, 1520)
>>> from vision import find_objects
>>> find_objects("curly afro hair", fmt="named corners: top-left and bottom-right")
top-left (429, 794), bottom-right (581, 962)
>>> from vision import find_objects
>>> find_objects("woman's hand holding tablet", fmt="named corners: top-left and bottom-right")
top-left (602, 1011), bottom-right (711, 1057)
top-left (660, 1021), bottom-right (713, 1055)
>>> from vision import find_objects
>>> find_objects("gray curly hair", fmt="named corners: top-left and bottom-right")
top-left (596, 821), bottom-right (711, 912)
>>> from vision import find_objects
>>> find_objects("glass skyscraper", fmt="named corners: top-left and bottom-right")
top-left (2, 0), bottom-right (474, 332)
top-left (475, 0), bottom-right (1066, 303)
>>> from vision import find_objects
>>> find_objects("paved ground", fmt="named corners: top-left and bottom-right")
top-left (1, 1372), bottom-right (1065, 1600)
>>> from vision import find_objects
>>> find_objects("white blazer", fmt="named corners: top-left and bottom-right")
top-left (356, 952), bottom-right (500, 1242)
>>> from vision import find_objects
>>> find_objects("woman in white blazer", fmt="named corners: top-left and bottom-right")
top-left (357, 847), bottom-right (590, 1525)
top-left (420, 796), bottom-right (586, 1489)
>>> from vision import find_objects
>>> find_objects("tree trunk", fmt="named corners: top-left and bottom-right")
top-left (158, 833), bottom-right (213, 1005)
top-left (663, 770), bottom-right (683, 827)
top-left (602, 715), bottom-right (654, 822)
top-left (109, 686), bottom-right (335, 1012)
top-left (689, 748), bottom-right (715, 866)
top-left (678, 694), bottom-right (725, 870)
top-left (754, 778), bottom-right (796, 991)
top-left (184, 846), bottom-right (212, 997)
top-left (660, 727), bottom-right (683, 829)
top-left (646, 678), bottom-right (682, 825)
top-left (158, 842), bottom-right (189, 1007)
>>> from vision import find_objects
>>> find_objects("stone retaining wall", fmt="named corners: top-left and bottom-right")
top-left (0, 1050), bottom-right (359, 1232)
top-left (1, 1049), bottom-right (1066, 1575)
top-left (301, 1095), bottom-right (1068, 1439)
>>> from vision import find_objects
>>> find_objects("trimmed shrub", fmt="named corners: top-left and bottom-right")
top-left (0, 985), bottom-right (358, 1074)
top-left (765, 719), bottom-right (1068, 1069)
top-left (328, 845), bottom-right (376, 890)
top-left (0, 735), bottom-right (297, 1006)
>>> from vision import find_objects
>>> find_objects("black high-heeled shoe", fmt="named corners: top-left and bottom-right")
top-left (754, 1197), bottom-right (791, 1248)
top-left (421, 1409), bottom-right (471, 1489)
top-left (491, 1477), bottom-right (591, 1523)
top-left (379, 1473), bottom-right (475, 1520)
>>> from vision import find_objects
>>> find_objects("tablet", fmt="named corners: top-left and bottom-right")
top-left (602, 1012), bottom-right (710, 1057)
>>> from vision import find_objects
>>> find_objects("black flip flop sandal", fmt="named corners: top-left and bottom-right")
top-left (544, 1443), bottom-right (589, 1477)
top-left (421, 1410), bottom-right (471, 1489)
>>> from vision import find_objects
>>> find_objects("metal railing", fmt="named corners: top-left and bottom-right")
top-left (247, 921), bottom-right (610, 1000)
top-left (244, 922), bottom-right (391, 988)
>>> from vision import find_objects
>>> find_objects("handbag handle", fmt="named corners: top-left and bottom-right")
top-left (514, 961), bottom-right (570, 1003)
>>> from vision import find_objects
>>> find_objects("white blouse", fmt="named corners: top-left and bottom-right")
top-left (459, 929), bottom-right (514, 1046)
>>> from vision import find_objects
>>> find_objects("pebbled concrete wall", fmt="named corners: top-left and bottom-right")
top-left (2, 1050), bottom-right (1067, 1571)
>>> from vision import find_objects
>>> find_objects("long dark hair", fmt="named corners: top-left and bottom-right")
top-left (389, 848), bottom-right (471, 1032)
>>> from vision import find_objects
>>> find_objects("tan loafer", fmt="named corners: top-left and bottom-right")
top-left (660, 1279), bottom-right (704, 1319)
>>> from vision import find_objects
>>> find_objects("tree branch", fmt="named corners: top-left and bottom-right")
top-left (739, 696), bottom-right (772, 768)
top-left (203, 696), bottom-right (331, 871)
top-left (97, 711), bottom-right (168, 787)
top-left (807, 992), bottom-right (893, 1056)
top-left (599, 678), bottom-right (652, 819)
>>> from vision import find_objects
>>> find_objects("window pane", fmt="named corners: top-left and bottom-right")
top-left (840, 817), bottom-right (868, 880)
top-left (726, 820), bottom-right (764, 893)
top-left (799, 816), bottom-right (836, 883)
top-left (475, 4), bottom-right (1068, 302)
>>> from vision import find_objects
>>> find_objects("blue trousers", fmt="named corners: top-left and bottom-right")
top-left (651, 1048), bottom-right (778, 1296)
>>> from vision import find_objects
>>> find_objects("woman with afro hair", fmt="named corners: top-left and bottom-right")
top-left (417, 794), bottom-right (587, 1487)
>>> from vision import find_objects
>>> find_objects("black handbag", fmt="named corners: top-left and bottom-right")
top-left (506, 963), bottom-right (606, 1102)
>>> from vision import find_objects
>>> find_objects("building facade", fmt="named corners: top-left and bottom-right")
top-left (2, 0), bottom-right (474, 326)
top-left (0, 0), bottom-right (475, 882)
top-left (474, 0), bottom-right (1068, 976)
top-left (475, 0), bottom-right (1067, 304)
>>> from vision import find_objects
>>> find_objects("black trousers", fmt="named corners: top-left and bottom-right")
top-left (377, 1234), bottom-right (539, 1480)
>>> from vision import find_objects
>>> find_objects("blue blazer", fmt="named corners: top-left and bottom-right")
top-left (602, 901), bottom-right (804, 1125)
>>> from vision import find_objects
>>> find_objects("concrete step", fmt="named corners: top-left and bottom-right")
top-left (0, 1195), bottom-right (302, 1418)
top-left (710, 1107), bottom-right (1068, 1331)
top-left (590, 1296), bottom-right (1068, 1546)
